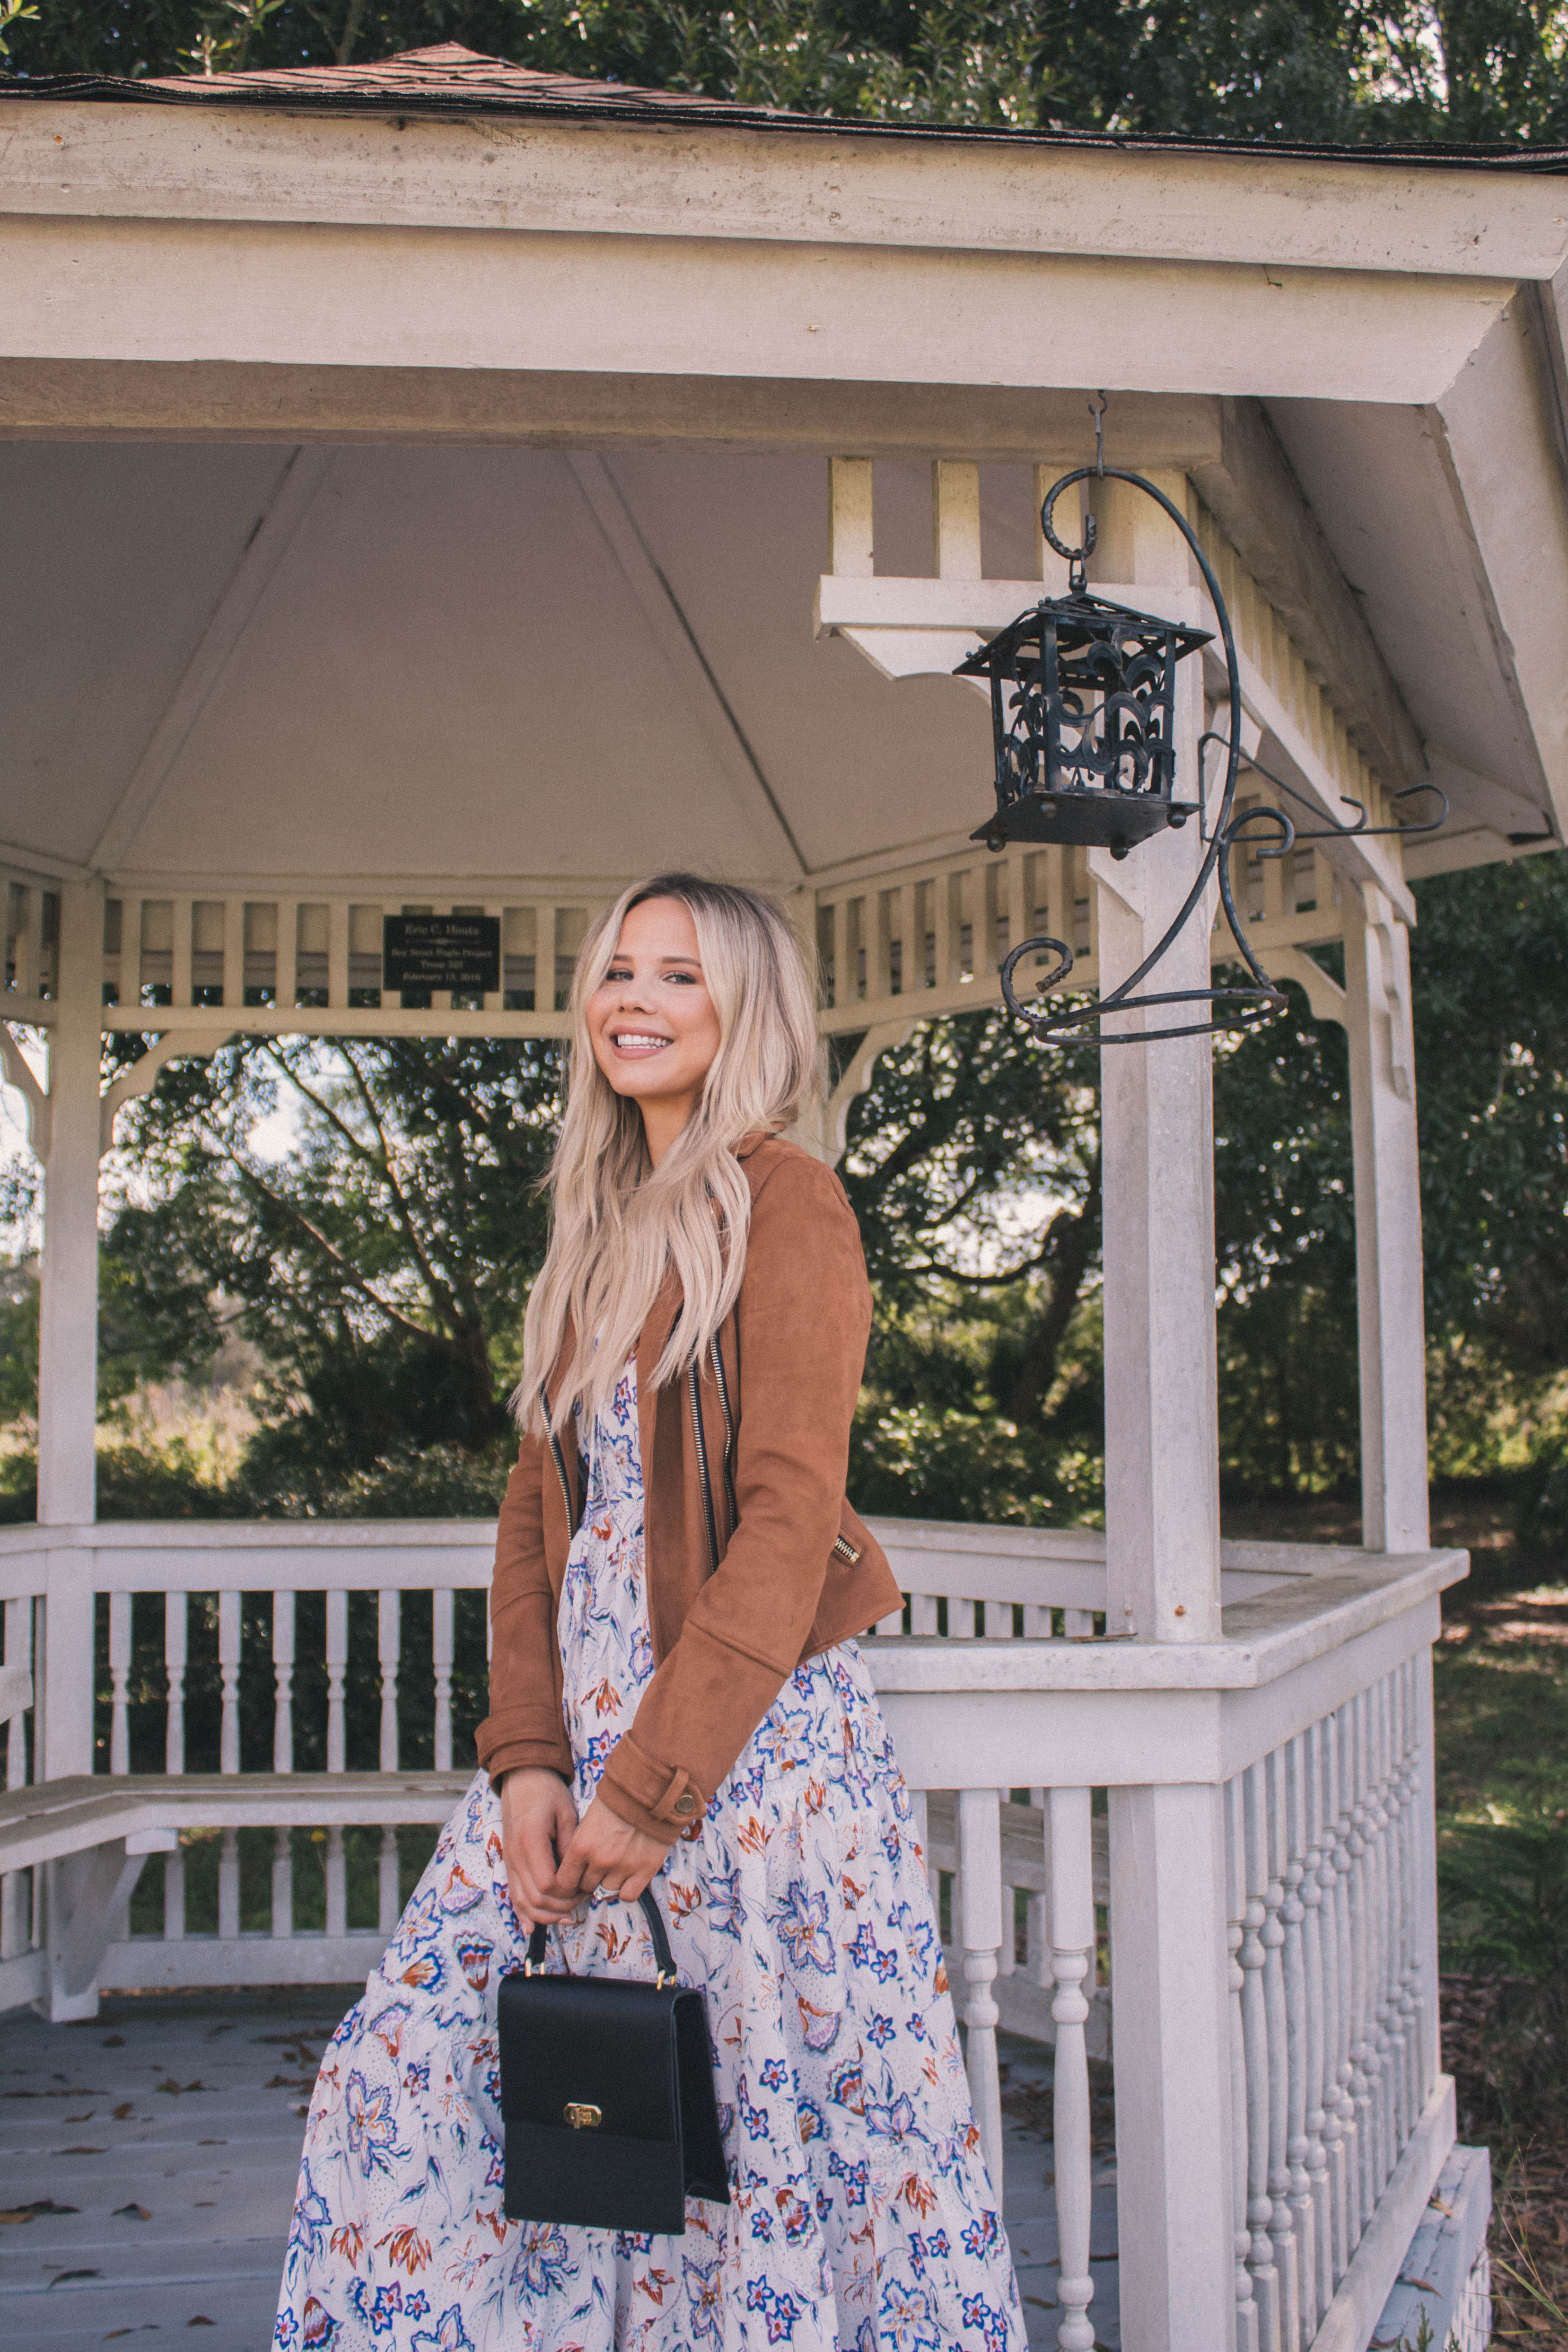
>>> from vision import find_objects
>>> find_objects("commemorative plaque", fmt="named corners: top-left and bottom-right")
top-left (382, 913), bottom-right (501, 993)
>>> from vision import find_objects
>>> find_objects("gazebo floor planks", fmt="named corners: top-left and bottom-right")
top-left (1, 1990), bottom-right (1121, 2350)
top-left (0, 1986), bottom-right (340, 2350)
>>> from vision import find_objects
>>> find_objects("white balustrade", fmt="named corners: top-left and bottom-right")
top-left (219, 1588), bottom-right (241, 1773)
top-left (956, 1785), bottom-right (1005, 2187)
top-left (1047, 1786), bottom-right (1098, 2352)
top-left (0, 1590), bottom-right (38, 1979)
top-left (433, 1586), bottom-right (454, 1771)
top-left (325, 1587), bottom-right (348, 1773)
top-left (165, 1590), bottom-right (187, 1773)
top-left (0, 1518), bottom-right (1465, 2349)
top-left (1217, 1658), bottom-right (1437, 2352)
top-left (108, 1589), bottom-right (132, 1774)
top-left (378, 1587), bottom-right (401, 1772)
top-left (273, 1589), bottom-right (295, 1773)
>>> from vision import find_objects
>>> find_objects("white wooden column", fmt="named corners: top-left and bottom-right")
top-left (37, 883), bottom-right (104, 1529)
top-left (1091, 477), bottom-right (1222, 1644)
top-left (1343, 886), bottom-right (1429, 1553)
top-left (1090, 476), bottom-right (1235, 2348)
top-left (38, 885), bottom-right (105, 1789)
top-left (1110, 1780), bottom-right (1238, 2352)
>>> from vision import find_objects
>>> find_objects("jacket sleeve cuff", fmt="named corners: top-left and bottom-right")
top-left (596, 1735), bottom-right (707, 1846)
top-left (475, 1711), bottom-right (573, 1790)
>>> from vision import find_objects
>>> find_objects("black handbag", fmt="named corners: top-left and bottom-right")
top-left (498, 1888), bottom-right (731, 2236)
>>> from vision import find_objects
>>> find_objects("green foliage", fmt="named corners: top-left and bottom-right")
top-left (1440, 1814), bottom-right (1568, 1980)
top-left (2, 7), bottom-right (1567, 1530)
top-left (0, 1256), bottom-right (38, 1423)
top-left (1212, 975), bottom-right (1361, 1495)
top-left (102, 1032), bottom-right (562, 1483)
top-left (1410, 855), bottom-right (1568, 1383)
top-left (12, 0), bottom-right (1568, 149)
top-left (1515, 1431), bottom-right (1568, 1551)
top-left (842, 1005), bottom-right (1102, 1428)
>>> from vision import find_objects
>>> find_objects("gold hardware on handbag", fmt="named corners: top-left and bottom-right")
top-left (564, 2101), bottom-right (602, 2130)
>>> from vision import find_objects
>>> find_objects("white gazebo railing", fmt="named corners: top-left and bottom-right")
top-left (0, 1512), bottom-right (1470, 2352)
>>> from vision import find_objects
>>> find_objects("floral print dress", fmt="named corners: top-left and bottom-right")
top-left (276, 1361), bottom-right (1024, 2352)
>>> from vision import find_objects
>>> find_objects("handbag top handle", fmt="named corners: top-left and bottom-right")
top-left (525, 1887), bottom-right (677, 1986)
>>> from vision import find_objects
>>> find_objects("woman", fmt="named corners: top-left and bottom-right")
top-left (276, 874), bottom-right (1024, 2352)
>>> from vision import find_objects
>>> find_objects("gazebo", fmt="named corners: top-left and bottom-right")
top-left (4, 41), bottom-right (1567, 2351)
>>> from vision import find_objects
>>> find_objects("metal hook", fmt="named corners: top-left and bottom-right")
top-left (1091, 392), bottom-right (1106, 478)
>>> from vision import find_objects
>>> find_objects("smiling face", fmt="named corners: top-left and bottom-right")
top-left (586, 895), bottom-right (723, 1160)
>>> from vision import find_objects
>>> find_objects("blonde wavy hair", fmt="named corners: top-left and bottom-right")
top-left (516, 872), bottom-right (823, 1438)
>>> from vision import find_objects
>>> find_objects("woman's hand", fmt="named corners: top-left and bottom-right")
top-left (498, 1768), bottom-right (583, 1928)
top-left (548, 1796), bottom-right (667, 1909)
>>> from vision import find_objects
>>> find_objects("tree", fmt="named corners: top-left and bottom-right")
top-left (841, 1006), bottom-right (1101, 1425)
top-left (1411, 855), bottom-right (1568, 1383)
top-left (102, 1033), bottom-right (562, 1504)
top-left (8, 0), bottom-right (1568, 1525)
top-left (1211, 974), bottom-right (1361, 1494)
top-left (11, 0), bottom-right (1568, 149)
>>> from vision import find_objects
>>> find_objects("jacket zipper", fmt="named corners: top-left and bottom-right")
top-left (832, 1533), bottom-right (862, 1565)
top-left (542, 1385), bottom-right (580, 1529)
top-left (688, 1361), bottom-right (721, 1576)
top-left (710, 1332), bottom-right (739, 1539)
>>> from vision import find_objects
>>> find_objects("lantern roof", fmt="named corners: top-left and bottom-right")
top-left (954, 590), bottom-right (1215, 680)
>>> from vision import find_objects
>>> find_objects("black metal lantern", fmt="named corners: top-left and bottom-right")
top-left (965, 447), bottom-right (1447, 1049)
top-left (957, 587), bottom-right (1211, 860)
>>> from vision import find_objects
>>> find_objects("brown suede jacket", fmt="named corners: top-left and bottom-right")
top-left (474, 1135), bottom-right (901, 1845)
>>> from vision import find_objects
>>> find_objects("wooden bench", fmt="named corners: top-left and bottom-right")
top-left (0, 1768), bottom-right (470, 2020)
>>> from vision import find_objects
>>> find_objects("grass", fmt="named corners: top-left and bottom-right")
top-left (1431, 1560), bottom-right (1568, 2342)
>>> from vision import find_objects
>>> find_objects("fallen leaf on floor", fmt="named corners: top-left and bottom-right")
top-left (113, 2102), bottom-right (136, 2120)
top-left (194, 2201), bottom-right (216, 2208)
top-left (187, 2318), bottom-right (216, 2327)
top-left (66, 2112), bottom-right (95, 2122)
top-left (101, 2035), bottom-right (124, 2048)
top-left (49, 2268), bottom-right (103, 2286)
top-left (102, 2332), bottom-right (134, 2341)
top-left (0, 2199), bottom-right (80, 2223)
top-left (56, 2145), bottom-right (106, 2156)
top-left (196, 2139), bottom-right (226, 2146)
top-left (2, 2086), bottom-right (110, 2098)
top-left (264, 2074), bottom-right (313, 2090)
top-left (114, 2203), bottom-right (151, 2220)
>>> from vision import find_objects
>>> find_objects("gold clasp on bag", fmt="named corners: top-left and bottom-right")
top-left (564, 2101), bottom-right (602, 2130)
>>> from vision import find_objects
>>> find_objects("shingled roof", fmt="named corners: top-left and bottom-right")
top-left (0, 42), bottom-right (794, 123)
top-left (3, 40), bottom-right (1568, 168)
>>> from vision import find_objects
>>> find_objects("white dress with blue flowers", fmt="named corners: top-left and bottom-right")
top-left (276, 1362), bottom-right (1024, 2352)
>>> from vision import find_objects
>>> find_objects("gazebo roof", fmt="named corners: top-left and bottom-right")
top-left (3, 44), bottom-right (1568, 895)
top-left (5, 43), bottom-right (1568, 169)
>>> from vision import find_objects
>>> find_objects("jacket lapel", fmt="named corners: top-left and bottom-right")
top-left (541, 1318), bottom-right (582, 1528)
top-left (637, 1270), bottom-right (682, 1486)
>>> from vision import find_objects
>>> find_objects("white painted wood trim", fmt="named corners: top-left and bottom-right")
top-left (1305, 2075), bottom-right (1456, 2352)
top-left (0, 216), bottom-right (1511, 412)
top-left (99, 1929), bottom-right (392, 1990)
top-left (0, 1945), bottom-right (45, 2010)
top-left (7, 105), bottom-right (1565, 281)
